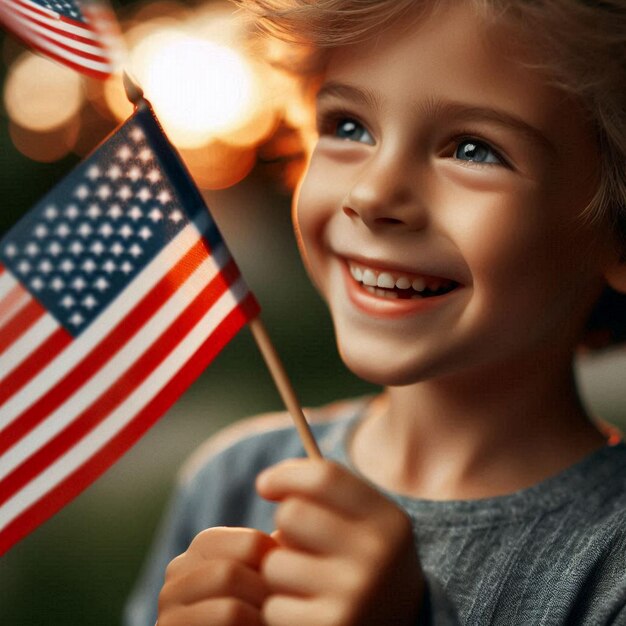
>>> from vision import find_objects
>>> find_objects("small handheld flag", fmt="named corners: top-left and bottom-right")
top-left (0, 0), bottom-right (120, 79)
top-left (0, 98), bottom-right (261, 555)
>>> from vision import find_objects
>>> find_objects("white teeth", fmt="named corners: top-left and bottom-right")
top-left (395, 276), bottom-right (411, 289)
top-left (350, 265), bottom-right (363, 281)
top-left (377, 272), bottom-right (395, 288)
top-left (411, 277), bottom-right (426, 292)
top-left (362, 269), bottom-right (378, 287)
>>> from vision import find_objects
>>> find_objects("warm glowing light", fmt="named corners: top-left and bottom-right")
top-left (4, 52), bottom-right (84, 132)
top-left (130, 30), bottom-right (256, 147)
top-left (10, 119), bottom-right (80, 162)
top-left (103, 74), bottom-right (135, 122)
top-left (181, 142), bottom-right (256, 189)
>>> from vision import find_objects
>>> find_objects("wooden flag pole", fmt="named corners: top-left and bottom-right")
top-left (249, 317), bottom-right (322, 459)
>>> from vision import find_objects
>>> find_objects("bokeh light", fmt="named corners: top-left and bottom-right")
top-left (1, 0), bottom-right (311, 190)
top-left (3, 52), bottom-right (84, 132)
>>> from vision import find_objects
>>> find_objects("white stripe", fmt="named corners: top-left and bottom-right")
top-left (0, 278), bottom-right (249, 531)
top-left (13, 0), bottom-right (99, 40)
top-left (0, 288), bottom-right (30, 330)
top-left (0, 314), bottom-right (60, 380)
top-left (2, 14), bottom-right (113, 73)
top-left (7, 11), bottom-right (109, 56)
top-left (0, 272), bottom-right (18, 302)
top-left (0, 214), bottom-right (211, 428)
top-left (0, 243), bottom-right (229, 476)
top-left (14, 0), bottom-right (59, 20)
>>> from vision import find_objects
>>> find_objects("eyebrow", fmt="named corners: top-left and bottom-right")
top-left (316, 81), bottom-right (556, 155)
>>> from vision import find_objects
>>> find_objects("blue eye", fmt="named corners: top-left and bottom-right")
top-left (455, 139), bottom-right (502, 164)
top-left (335, 118), bottom-right (375, 145)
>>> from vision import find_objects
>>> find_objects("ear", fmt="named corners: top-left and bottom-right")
top-left (605, 261), bottom-right (626, 294)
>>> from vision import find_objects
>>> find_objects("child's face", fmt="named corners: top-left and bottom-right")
top-left (293, 2), bottom-right (620, 386)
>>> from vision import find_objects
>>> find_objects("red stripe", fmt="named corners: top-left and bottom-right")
top-left (0, 239), bottom-right (211, 455)
top-left (0, 293), bottom-right (259, 556)
top-left (0, 328), bottom-right (72, 408)
top-left (0, 300), bottom-right (45, 356)
top-left (0, 283), bottom-right (26, 324)
top-left (31, 30), bottom-right (109, 63)
top-left (13, 0), bottom-right (96, 35)
top-left (0, 260), bottom-right (242, 506)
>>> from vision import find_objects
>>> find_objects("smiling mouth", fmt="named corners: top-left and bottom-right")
top-left (347, 260), bottom-right (460, 299)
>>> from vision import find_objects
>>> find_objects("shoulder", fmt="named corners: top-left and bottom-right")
top-left (178, 395), bottom-right (372, 486)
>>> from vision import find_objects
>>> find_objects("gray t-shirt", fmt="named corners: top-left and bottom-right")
top-left (124, 396), bottom-right (626, 625)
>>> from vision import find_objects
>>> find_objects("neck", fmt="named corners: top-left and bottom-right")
top-left (350, 351), bottom-right (606, 500)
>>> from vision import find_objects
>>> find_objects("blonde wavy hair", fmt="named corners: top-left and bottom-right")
top-left (233, 0), bottom-right (626, 344)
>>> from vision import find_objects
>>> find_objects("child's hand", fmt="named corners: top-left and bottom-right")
top-left (257, 459), bottom-right (424, 626)
top-left (156, 527), bottom-right (276, 626)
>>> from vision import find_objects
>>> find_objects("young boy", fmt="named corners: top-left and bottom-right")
top-left (126, 1), bottom-right (626, 624)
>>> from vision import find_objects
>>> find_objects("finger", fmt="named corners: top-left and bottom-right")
top-left (160, 559), bottom-right (270, 608)
top-left (257, 459), bottom-right (383, 517)
top-left (158, 597), bottom-right (265, 626)
top-left (263, 595), bottom-right (346, 626)
top-left (187, 527), bottom-right (276, 568)
top-left (262, 548), bottom-right (354, 596)
top-left (273, 497), bottom-right (358, 554)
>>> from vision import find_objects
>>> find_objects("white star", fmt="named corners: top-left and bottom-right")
top-left (56, 223), bottom-right (70, 238)
top-left (129, 243), bottom-right (143, 258)
top-left (108, 204), bottom-right (123, 219)
top-left (118, 185), bottom-right (133, 201)
top-left (69, 240), bottom-right (84, 255)
top-left (103, 260), bottom-right (116, 273)
top-left (69, 312), bottom-right (84, 326)
top-left (107, 164), bottom-right (123, 180)
top-left (91, 241), bottom-right (105, 255)
top-left (39, 259), bottom-right (53, 274)
top-left (138, 226), bottom-right (152, 240)
top-left (139, 147), bottom-right (152, 162)
top-left (96, 185), bottom-right (112, 200)
top-left (30, 277), bottom-right (44, 291)
top-left (17, 260), bottom-right (31, 275)
top-left (4, 243), bottom-right (18, 258)
top-left (44, 205), bottom-right (58, 220)
top-left (149, 208), bottom-right (163, 222)
top-left (87, 204), bottom-right (102, 219)
top-left (120, 261), bottom-right (133, 274)
top-left (129, 206), bottom-right (143, 220)
top-left (146, 169), bottom-right (161, 183)
top-left (75, 185), bottom-right (90, 200)
top-left (99, 223), bottom-right (114, 237)
top-left (94, 277), bottom-right (109, 291)
top-left (25, 242), bottom-right (40, 257)
top-left (48, 241), bottom-right (62, 256)
top-left (60, 259), bottom-right (75, 273)
top-left (157, 190), bottom-right (172, 204)
top-left (130, 127), bottom-right (145, 142)
top-left (82, 259), bottom-right (97, 273)
top-left (169, 209), bottom-right (183, 223)
top-left (117, 145), bottom-right (132, 161)
top-left (119, 224), bottom-right (133, 239)
top-left (72, 276), bottom-right (86, 291)
top-left (61, 295), bottom-right (75, 308)
top-left (51, 277), bottom-right (65, 291)
top-left (65, 205), bottom-right (80, 220)
top-left (137, 187), bottom-right (152, 203)
top-left (86, 165), bottom-right (101, 180)
top-left (82, 295), bottom-right (98, 309)
top-left (111, 242), bottom-right (124, 256)
top-left (34, 225), bottom-right (48, 239)
top-left (78, 223), bottom-right (93, 237)
top-left (128, 166), bottom-right (142, 182)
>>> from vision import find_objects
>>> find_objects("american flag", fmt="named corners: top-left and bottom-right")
top-left (0, 101), bottom-right (260, 554)
top-left (0, 0), bottom-right (119, 79)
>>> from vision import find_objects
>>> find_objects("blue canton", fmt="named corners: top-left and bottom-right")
top-left (31, 0), bottom-right (86, 22)
top-left (0, 115), bottom-right (195, 336)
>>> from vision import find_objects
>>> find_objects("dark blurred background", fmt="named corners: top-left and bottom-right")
top-left (0, 2), bottom-right (624, 623)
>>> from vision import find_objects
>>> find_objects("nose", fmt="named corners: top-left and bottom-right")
top-left (342, 150), bottom-right (427, 231)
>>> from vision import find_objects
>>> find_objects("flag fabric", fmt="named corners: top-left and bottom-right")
top-left (0, 100), bottom-right (260, 555)
top-left (0, 0), bottom-right (119, 79)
